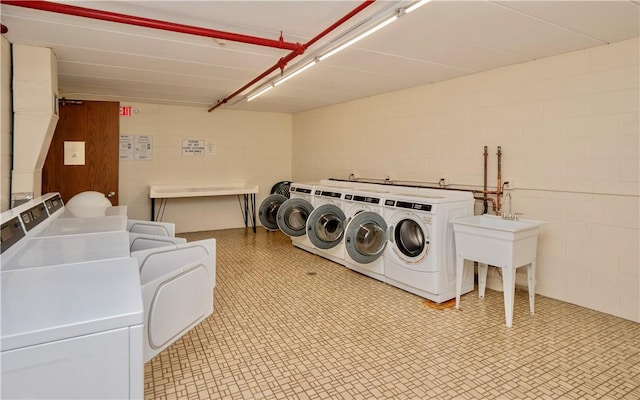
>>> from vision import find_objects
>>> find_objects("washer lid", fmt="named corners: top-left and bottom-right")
top-left (277, 198), bottom-right (313, 237)
top-left (258, 194), bottom-right (287, 231)
top-left (307, 204), bottom-right (346, 250)
top-left (345, 211), bottom-right (388, 264)
top-left (1, 257), bottom-right (144, 351)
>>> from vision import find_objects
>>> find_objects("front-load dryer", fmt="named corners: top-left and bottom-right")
top-left (383, 191), bottom-right (474, 303)
top-left (342, 188), bottom-right (388, 281)
top-left (306, 184), bottom-right (349, 265)
top-left (258, 194), bottom-right (288, 231)
top-left (276, 182), bottom-right (316, 254)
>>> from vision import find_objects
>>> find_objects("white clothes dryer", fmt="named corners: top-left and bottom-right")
top-left (383, 191), bottom-right (474, 303)
top-left (276, 182), bottom-right (317, 254)
top-left (306, 184), bottom-right (350, 265)
top-left (342, 188), bottom-right (389, 281)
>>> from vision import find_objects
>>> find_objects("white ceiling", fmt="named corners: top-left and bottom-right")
top-left (2, 1), bottom-right (639, 114)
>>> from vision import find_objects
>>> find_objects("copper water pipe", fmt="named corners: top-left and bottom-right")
top-left (1, 0), bottom-right (303, 51)
top-left (483, 146), bottom-right (488, 210)
top-left (496, 146), bottom-right (502, 213)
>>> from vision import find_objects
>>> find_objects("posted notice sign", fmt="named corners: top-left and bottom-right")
top-left (182, 139), bottom-right (205, 156)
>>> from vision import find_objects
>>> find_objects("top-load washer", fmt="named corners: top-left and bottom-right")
top-left (305, 183), bottom-right (350, 265)
top-left (383, 190), bottom-right (474, 303)
top-left (342, 188), bottom-right (389, 281)
top-left (276, 182), bottom-right (317, 254)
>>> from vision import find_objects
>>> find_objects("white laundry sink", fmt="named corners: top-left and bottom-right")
top-left (452, 214), bottom-right (545, 267)
top-left (452, 214), bottom-right (546, 328)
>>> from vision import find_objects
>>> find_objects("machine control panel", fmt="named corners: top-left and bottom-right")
top-left (394, 201), bottom-right (432, 212)
top-left (353, 195), bottom-right (380, 204)
top-left (1, 217), bottom-right (25, 254)
top-left (385, 200), bottom-right (395, 206)
top-left (44, 194), bottom-right (64, 215)
top-left (320, 191), bottom-right (341, 198)
top-left (20, 203), bottom-right (49, 232)
top-left (292, 187), bottom-right (312, 194)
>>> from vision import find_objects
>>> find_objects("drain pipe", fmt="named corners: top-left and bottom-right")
top-left (2, 1), bottom-right (303, 51)
top-left (208, 0), bottom-right (376, 112)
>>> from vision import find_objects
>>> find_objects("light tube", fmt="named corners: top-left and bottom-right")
top-left (247, 84), bottom-right (273, 101)
top-left (274, 60), bottom-right (317, 87)
top-left (405, 0), bottom-right (431, 14)
top-left (318, 15), bottom-right (398, 61)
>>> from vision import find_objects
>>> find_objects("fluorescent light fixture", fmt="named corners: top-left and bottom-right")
top-left (318, 15), bottom-right (398, 61)
top-left (247, 84), bottom-right (274, 101)
top-left (274, 60), bottom-right (317, 87)
top-left (405, 0), bottom-right (431, 14)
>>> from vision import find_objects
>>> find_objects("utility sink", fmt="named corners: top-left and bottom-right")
top-left (452, 214), bottom-right (546, 327)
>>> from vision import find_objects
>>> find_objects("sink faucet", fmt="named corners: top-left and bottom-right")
top-left (502, 193), bottom-right (516, 220)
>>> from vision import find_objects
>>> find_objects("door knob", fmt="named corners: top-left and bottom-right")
top-left (106, 191), bottom-right (116, 198)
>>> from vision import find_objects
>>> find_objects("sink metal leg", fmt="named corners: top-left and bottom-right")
top-left (455, 254), bottom-right (464, 309)
top-left (478, 263), bottom-right (488, 299)
top-left (502, 266), bottom-right (517, 328)
top-left (528, 261), bottom-right (536, 316)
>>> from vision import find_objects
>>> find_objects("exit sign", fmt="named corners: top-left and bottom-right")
top-left (120, 106), bottom-right (132, 116)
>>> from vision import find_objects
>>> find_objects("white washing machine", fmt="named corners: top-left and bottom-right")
top-left (306, 184), bottom-right (350, 265)
top-left (258, 193), bottom-right (288, 231)
top-left (342, 188), bottom-right (389, 281)
top-left (276, 182), bottom-right (317, 254)
top-left (383, 191), bottom-right (474, 303)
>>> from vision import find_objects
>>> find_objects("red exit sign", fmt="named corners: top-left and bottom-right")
top-left (120, 106), bottom-right (132, 116)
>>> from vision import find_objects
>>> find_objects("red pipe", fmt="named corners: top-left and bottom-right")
top-left (1, 0), bottom-right (303, 52)
top-left (208, 0), bottom-right (375, 111)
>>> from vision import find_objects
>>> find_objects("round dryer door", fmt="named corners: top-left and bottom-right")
top-left (277, 198), bottom-right (313, 237)
top-left (344, 211), bottom-right (388, 264)
top-left (259, 194), bottom-right (287, 231)
top-left (307, 204), bottom-right (346, 250)
top-left (394, 217), bottom-right (430, 262)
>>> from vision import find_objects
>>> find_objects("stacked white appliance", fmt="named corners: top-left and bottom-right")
top-left (342, 188), bottom-right (389, 281)
top-left (305, 183), bottom-right (350, 265)
top-left (383, 189), bottom-right (474, 303)
top-left (1, 193), bottom-right (215, 399)
top-left (276, 182), bottom-right (317, 253)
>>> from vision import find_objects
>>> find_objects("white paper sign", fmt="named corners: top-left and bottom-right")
top-left (183, 139), bottom-right (205, 156)
top-left (134, 136), bottom-right (153, 160)
top-left (120, 135), bottom-right (153, 160)
top-left (64, 141), bottom-right (85, 165)
top-left (205, 140), bottom-right (216, 156)
top-left (120, 135), bottom-right (133, 160)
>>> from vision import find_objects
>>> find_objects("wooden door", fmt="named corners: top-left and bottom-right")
top-left (42, 100), bottom-right (120, 205)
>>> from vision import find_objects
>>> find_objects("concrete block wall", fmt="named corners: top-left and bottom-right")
top-left (292, 38), bottom-right (639, 322)
top-left (119, 104), bottom-right (292, 233)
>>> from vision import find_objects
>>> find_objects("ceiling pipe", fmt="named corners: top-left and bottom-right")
top-left (208, 0), bottom-right (376, 112)
top-left (1, 0), bottom-right (303, 52)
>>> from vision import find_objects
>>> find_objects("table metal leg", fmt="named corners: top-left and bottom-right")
top-left (151, 198), bottom-right (155, 221)
top-left (243, 194), bottom-right (249, 228)
top-left (251, 193), bottom-right (256, 233)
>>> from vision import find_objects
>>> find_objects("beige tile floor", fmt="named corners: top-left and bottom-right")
top-left (144, 228), bottom-right (639, 400)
